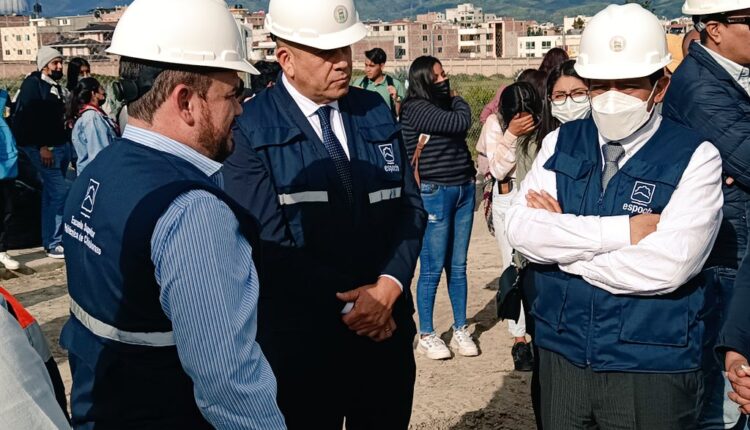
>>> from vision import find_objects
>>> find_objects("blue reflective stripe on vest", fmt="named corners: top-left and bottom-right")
top-left (531, 117), bottom-right (707, 372)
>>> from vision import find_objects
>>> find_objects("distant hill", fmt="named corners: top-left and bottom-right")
top-left (41, 0), bottom-right (685, 23)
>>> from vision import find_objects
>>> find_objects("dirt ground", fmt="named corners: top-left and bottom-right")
top-left (2, 216), bottom-right (535, 430)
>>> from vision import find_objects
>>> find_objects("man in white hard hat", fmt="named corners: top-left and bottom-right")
top-left (222, 0), bottom-right (426, 428)
top-left (506, 4), bottom-right (723, 428)
top-left (662, 0), bottom-right (750, 427)
top-left (59, 0), bottom-right (286, 428)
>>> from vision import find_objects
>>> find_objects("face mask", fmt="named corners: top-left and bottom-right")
top-left (97, 98), bottom-right (106, 108)
top-left (431, 79), bottom-right (451, 103)
top-left (551, 98), bottom-right (591, 124)
top-left (49, 70), bottom-right (63, 81)
top-left (591, 87), bottom-right (657, 141)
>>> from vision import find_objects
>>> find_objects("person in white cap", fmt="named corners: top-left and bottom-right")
top-left (222, 0), bottom-right (426, 428)
top-left (58, 0), bottom-right (286, 428)
top-left (505, 4), bottom-right (723, 429)
top-left (662, 0), bottom-right (750, 426)
top-left (12, 46), bottom-right (69, 260)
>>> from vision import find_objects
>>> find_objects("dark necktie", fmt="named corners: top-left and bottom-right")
top-left (315, 106), bottom-right (353, 203)
top-left (602, 142), bottom-right (625, 192)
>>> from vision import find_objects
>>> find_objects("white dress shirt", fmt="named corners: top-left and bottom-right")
top-left (505, 113), bottom-right (724, 296)
top-left (282, 74), bottom-right (350, 159)
top-left (699, 43), bottom-right (750, 96)
top-left (281, 73), bottom-right (403, 294)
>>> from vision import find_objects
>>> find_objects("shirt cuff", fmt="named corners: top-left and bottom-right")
top-left (600, 215), bottom-right (631, 253)
top-left (379, 274), bottom-right (404, 291)
top-left (504, 130), bottom-right (518, 148)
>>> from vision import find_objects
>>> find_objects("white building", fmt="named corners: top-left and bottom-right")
top-left (458, 22), bottom-right (495, 57)
top-left (517, 34), bottom-right (582, 58)
top-left (446, 3), bottom-right (485, 25)
top-left (1, 25), bottom-right (38, 62)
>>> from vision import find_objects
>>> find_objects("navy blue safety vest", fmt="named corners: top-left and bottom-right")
top-left (224, 83), bottom-right (419, 334)
top-left (530, 117), bottom-right (708, 373)
top-left (60, 138), bottom-right (258, 429)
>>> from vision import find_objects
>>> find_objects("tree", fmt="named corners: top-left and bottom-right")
top-left (573, 17), bottom-right (585, 29)
top-left (625, 0), bottom-right (655, 13)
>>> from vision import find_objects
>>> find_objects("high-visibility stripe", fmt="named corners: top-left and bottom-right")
top-left (278, 191), bottom-right (329, 206)
top-left (368, 187), bottom-right (402, 204)
top-left (0, 286), bottom-right (35, 329)
top-left (70, 299), bottom-right (176, 347)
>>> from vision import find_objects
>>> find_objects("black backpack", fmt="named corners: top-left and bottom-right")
top-left (362, 75), bottom-right (397, 116)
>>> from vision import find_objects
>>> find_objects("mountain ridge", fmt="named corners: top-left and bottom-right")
top-left (40, 0), bottom-right (684, 24)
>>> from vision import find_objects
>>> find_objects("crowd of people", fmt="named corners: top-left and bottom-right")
top-left (2, 0), bottom-right (750, 428)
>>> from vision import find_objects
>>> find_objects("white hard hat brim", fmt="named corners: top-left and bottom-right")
top-left (574, 57), bottom-right (672, 80)
top-left (106, 46), bottom-right (260, 75)
top-left (274, 21), bottom-right (368, 50)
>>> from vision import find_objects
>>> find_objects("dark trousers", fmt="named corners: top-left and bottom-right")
top-left (538, 348), bottom-right (703, 430)
top-left (258, 313), bottom-right (417, 430)
top-left (0, 179), bottom-right (13, 252)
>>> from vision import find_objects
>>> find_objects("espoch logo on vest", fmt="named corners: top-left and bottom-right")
top-left (379, 144), bottom-right (400, 173)
top-left (81, 179), bottom-right (100, 219)
top-left (630, 181), bottom-right (655, 205)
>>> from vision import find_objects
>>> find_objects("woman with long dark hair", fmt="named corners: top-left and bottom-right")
top-left (67, 77), bottom-right (119, 174)
top-left (538, 47), bottom-right (569, 76)
top-left (400, 56), bottom-right (478, 360)
top-left (66, 57), bottom-right (91, 93)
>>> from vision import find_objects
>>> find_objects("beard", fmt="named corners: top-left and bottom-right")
top-left (197, 108), bottom-right (234, 163)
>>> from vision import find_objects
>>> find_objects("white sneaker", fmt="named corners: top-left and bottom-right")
top-left (46, 245), bottom-right (64, 259)
top-left (0, 252), bottom-right (19, 270)
top-left (450, 326), bottom-right (479, 357)
top-left (417, 334), bottom-right (452, 360)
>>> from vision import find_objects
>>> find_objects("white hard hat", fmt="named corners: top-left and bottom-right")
top-left (575, 4), bottom-right (671, 80)
top-left (265, 0), bottom-right (367, 50)
top-left (107, 0), bottom-right (258, 75)
top-left (683, 0), bottom-right (750, 15)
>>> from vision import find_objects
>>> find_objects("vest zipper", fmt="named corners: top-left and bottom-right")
top-left (586, 293), bottom-right (594, 366)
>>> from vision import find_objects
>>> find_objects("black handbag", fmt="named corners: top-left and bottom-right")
top-left (495, 263), bottom-right (523, 322)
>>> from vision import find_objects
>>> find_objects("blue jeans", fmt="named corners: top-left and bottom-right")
top-left (21, 145), bottom-right (71, 250)
top-left (699, 266), bottom-right (743, 430)
top-left (416, 181), bottom-right (475, 335)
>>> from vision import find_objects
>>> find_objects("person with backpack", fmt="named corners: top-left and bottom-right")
top-left (67, 77), bottom-right (119, 175)
top-left (11, 46), bottom-right (70, 259)
top-left (353, 47), bottom-right (405, 117)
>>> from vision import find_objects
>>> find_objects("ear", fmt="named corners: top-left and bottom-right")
top-left (652, 75), bottom-right (671, 105)
top-left (276, 46), bottom-right (295, 79)
top-left (172, 84), bottom-right (197, 127)
top-left (705, 21), bottom-right (723, 45)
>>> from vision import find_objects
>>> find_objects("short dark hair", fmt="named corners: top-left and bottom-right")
top-left (365, 48), bottom-right (387, 65)
top-left (648, 68), bottom-right (665, 86)
top-left (539, 47), bottom-right (570, 75)
top-left (119, 57), bottom-right (212, 124)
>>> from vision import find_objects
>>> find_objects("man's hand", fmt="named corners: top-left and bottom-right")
top-left (337, 277), bottom-right (401, 337)
top-left (39, 147), bottom-right (54, 168)
top-left (366, 317), bottom-right (397, 342)
top-left (526, 190), bottom-right (562, 213)
top-left (727, 176), bottom-right (735, 186)
top-left (629, 214), bottom-right (660, 245)
top-left (507, 112), bottom-right (536, 137)
top-left (726, 351), bottom-right (750, 414)
top-left (387, 85), bottom-right (398, 100)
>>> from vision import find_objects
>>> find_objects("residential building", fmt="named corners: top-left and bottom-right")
top-left (98, 6), bottom-right (127, 23)
top-left (446, 3), bottom-right (484, 25)
top-left (517, 34), bottom-right (582, 58)
top-left (415, 12), bottom-right (445, 23)
top-left (407, 21), bottom-right (459, 59)
top-left (0, 25), bottom-right (38, 62)
top-left (361, 20), bottom-right (410, 60)
top-left (31, 14), bottom-right (98, 46)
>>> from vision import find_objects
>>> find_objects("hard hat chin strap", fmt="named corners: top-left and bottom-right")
top-left (112, 63), bottom-right (166, 104)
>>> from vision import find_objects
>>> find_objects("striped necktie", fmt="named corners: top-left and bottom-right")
top-left (315, 106), bottom-right (353, 203)
top-left (602, 142), bottom-right (625, 192)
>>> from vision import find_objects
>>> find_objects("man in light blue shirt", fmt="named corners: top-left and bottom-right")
top-left (59, 0), bottom-right (286, 429)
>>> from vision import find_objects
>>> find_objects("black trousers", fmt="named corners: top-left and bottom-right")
top-left (538, 348), bottom-right (703, 430)
top-left (0, 179), bottom-right (13, 252)
top-left (258, 312), bottom-right (417, 430)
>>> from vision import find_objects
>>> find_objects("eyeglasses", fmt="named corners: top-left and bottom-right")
top-left (549, 90), bottom-right (589, 106)
top-left (726, 15), bottom-right (750, 28)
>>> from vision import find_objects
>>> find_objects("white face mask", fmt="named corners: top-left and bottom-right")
top-left (551, 98), bottom-right (591, 124)
top-left (591, 87), bottom-right (657, 141)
